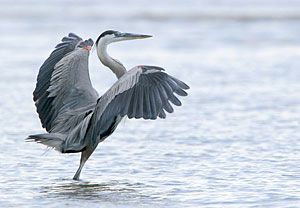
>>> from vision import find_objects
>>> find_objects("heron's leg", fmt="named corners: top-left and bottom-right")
top-left (73, 149), bottom-right (93, 180)
top-left (73, 163), bottom-right (84, 180)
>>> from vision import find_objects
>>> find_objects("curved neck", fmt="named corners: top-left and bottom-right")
top-left (96, 41), bottom-right (127, 79)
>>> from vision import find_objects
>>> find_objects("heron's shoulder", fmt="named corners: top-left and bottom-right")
top-left (55, 45), bottom-right (91, 68)
top-left (54, 33), bottom-right (83, 51)
top-left (129, 65), bottom-right (165, 74)
top-left (103, 65), bottom-right (167, 100)
top-left (55, 33), bottom-right (93, 58)
top-left (117, 65), bottom-right (167, 87)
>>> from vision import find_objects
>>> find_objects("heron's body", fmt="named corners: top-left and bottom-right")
top-left (28, 30), bottom-right (189, 180)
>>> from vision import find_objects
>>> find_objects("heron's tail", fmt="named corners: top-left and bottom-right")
top-left (26, 133), bottom-right (65, 152)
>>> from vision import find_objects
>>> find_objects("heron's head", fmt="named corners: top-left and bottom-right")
top-left (95, 30), bottom-right (152, 47)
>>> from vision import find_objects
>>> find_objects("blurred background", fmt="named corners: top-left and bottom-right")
top-left (0, 0), bottom-right (299, 207)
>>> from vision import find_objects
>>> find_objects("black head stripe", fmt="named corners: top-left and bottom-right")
top-left (96, 30), bottom-right (118, 45)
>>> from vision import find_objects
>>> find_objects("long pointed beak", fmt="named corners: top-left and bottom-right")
top-left (117, 32), bottom-right (152, 40)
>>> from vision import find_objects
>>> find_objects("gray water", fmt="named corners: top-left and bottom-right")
top-left (0, 0), bottom-right (300, 207)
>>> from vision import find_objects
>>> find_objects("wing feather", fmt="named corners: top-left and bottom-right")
top-left (136, 87), bottom-right (144, 119)
top-left (143, 86), bottom-right (152, 119)
top-left (148, 88), bottom-right (158, 119)
top-left (158, 109), bottom-right (166, 119)
top-left (33, 33), bottom-right (97, 132)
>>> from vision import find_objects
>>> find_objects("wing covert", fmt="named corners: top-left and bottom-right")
top-left (90, 65), bottom-right (189, 140)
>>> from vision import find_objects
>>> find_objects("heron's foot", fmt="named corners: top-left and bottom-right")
top-left (73, 166), bottom-right (83, 180)
top-left (73, 171), bottom-right (81, 180)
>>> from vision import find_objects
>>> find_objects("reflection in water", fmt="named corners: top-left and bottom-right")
top-left (39, 180), bottom-right (170, 207)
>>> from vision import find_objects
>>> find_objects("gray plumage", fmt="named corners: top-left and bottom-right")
top-left (27, 30), bottom-right (189, 180)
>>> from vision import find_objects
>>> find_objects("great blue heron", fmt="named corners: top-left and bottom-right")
top-left (27, 30), bottom-right (189, 180)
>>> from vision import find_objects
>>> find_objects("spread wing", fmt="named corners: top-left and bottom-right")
top-left (33, 33), bottom-right (97, 132)
top-left (88, 65), bottom-right (189, 140)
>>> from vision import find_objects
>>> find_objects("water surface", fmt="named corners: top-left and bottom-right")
top-left (0, 0), bottom-right (299, 207)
